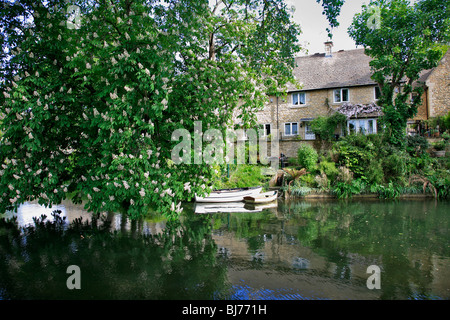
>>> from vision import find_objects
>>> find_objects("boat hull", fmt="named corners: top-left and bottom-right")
top-left (195, 187), bottom-right (263, 203)
top-left (194, 201), bottom-right (278, 214)
top-left (244, 191), bottom-right (278, 204)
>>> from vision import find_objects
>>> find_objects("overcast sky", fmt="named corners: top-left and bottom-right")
top-left (286, 0), bottom-right (370, 56)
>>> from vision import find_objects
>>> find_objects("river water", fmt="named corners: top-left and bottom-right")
top-left (0, 199), bottom-right (448, 300)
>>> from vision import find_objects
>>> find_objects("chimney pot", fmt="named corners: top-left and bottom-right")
top-left (325, 41), bottom-right (333, 57)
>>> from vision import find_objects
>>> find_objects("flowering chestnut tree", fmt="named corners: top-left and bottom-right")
top-left (0, 0), bottom-right (301, 218)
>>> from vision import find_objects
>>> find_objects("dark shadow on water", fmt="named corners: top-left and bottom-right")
top-left (0, 210), bottom-right (228, 299)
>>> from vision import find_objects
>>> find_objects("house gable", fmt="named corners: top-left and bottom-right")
top-left (424, 50), bottom-right (450, 118)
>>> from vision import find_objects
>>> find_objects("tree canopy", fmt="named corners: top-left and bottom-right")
top-left (348, 0), bottom-right (450, 145)
top-left (316, 0), bottom-right (345, 39)
top-left (0, 0), bottom-right (301, 219)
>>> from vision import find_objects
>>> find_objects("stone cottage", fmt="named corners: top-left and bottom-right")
top-left (255, 42), bottom-right (450, 158)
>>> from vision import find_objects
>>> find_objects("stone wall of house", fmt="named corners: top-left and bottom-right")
top-left (263, 138), bottom-right (315, 159)
top-left (427, 50), bottom-right (450, 118)
top-left (256, 92), bottom-right (331, 129)
top-left (255, 85), bottom-right (380, 157)
top-left (413, 91), bottom-right (429, 121)
top-left (259, 85), bottom-right (380, 124)
top-left (328, 85), bottom-right (378, 108)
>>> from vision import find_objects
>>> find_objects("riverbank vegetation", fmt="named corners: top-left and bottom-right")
top-left (282, 132), bottom-right (450, 200)
top-left (208, 128), bottom-right (450, 201)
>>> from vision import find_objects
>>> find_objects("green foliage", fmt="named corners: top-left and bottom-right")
top-left (426, 115), bottom-right (450, 133)
top-left (442, 132), bottom-right (450, 143)
top-left (288, 185), bottom-right (314, 197)
top-left (318, 160), bottom-right (339, 180)
top-left (328, 126), bottom-right (449, 199)
top-left (0, 0), bottom-right (301, 219)
top-left (348, 0), bottom-right (450, 146)
top-left (218, 165), bottom-right (270, 189)
top-left (374, 182), bottom-right (400, 199)
top-left (382, 152), bottom-right (408, 184)
top-left (333, 134), bottom-right (377, 180)
top-left (365, 159), bottom-right (383, 185)
top-left (332, 179), bottom-right (366, 199)
top-left (331, 132), bottom-right (439, 189)
top-left (430, 133), bottom-right (449, 151)
top-left (443, 112), bottom-right (450, 132)
top-left (297, 144), bottom-right (318, 173)
top-left (427, 169), bottom-right (450, 199)
top-left (406, 135), bottom-right (430, 157)
top-left (316, 0), bottom-right (345, 38)
top-left (315, 172), bottom-right (330, 190)
top-left (310, 112), bottom-right (347, 141)
top-left (432, 140), bottom-right (447, 151)
top-left (299, 173), bottom-right (316, 187)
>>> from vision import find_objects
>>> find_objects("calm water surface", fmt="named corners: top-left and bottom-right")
top-left (0, 199), bottom-right (448, 300)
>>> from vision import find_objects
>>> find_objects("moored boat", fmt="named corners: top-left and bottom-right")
top-left (195, 186), bottom-right (263, 203)
top-left (243, 191), bottom-right (278, 204)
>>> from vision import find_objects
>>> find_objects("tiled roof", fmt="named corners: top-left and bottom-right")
top-left (288, 48), bottom-right (438, 92)
top-left (288, 48), bottom-right (377, 92)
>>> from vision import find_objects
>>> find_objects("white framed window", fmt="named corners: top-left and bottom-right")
top-left (292, 92), bottom-right (306, 106)
top-left (284, 122), bottom-right (299, 136)
top-left (347, 118), bottom-right (377, 135)
top-left (262, 123), bottom-right (272, 137)
top-left (333, 88), bottom-right (349, 103)
top-left (367, 119), bottom-right (376, 134)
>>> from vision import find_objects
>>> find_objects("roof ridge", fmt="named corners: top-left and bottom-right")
top-left (295, 47), bottom-right (366, 59)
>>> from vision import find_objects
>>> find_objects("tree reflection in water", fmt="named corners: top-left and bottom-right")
top-left (0, 199), bottom-right (449, 300)
top-left (0, 210), bottom-right (228, 299)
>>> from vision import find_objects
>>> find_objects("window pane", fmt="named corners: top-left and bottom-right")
top-left (375, 87), bottom-right (381, 100)
top-left (359, 120), bottom-right (366, 134)
top-left (299, 93), bottom-right (305, 105)
top-left (265, 124), bottom-right (271, 136)
top-left (348, 120), bottom-right (356, 133)
top-left (285, 123), bottom-right (291, 135)
top-left (368, 120), bottom-right (374, 134)
top-left (292, 123), bottom-right (298, 135)
top-left (342, 89), bottom-right (349, 102)
top-left (293, 94), bottom-right (298, 105)
top-left (305, 123), bottom-right (313, 134)
top-left (334, 90), bottom-right (341, 102)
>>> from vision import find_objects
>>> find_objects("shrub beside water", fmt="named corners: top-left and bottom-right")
top-left (297, 144), bottom-right (318, 173)
top-left (287, 133), bottom-right (450, 199)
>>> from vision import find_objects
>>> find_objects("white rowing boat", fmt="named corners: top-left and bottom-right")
top-left (194, 201), bottom-right (278, 214)
top-left (195, 187), bottom-right (263, 203)
top-left (243, 191), bottom-right (278, 204)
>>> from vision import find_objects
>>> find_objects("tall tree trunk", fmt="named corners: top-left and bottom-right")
top-left (209, 32), bottom-right (215, 60)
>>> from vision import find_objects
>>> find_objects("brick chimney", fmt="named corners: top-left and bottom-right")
top-left (325, 41), bottom-right (333, 57)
